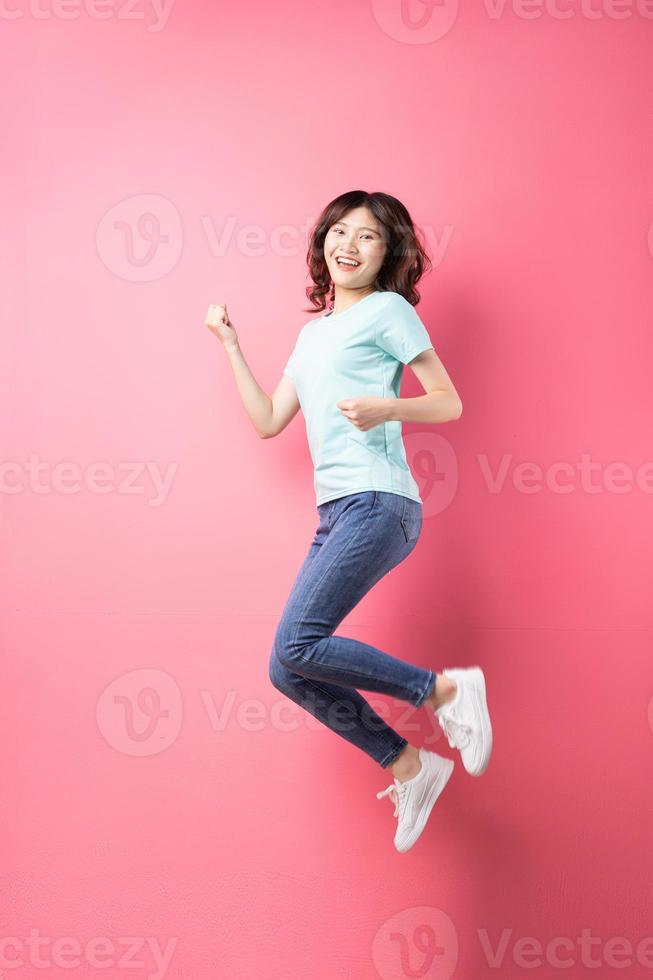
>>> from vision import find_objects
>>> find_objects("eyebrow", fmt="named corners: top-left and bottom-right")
top-left (333, 220), bottom-right (382, 235)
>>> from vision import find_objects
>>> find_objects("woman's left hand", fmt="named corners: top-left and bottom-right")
top-left (336, 396), bottom-right (392, 432)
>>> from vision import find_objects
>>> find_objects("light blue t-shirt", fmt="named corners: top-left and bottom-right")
top-left (283, 289), bottom-right (434, 507)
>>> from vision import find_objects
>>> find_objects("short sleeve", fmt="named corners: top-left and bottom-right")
top-left (375, 294), bottom-right (434, 364)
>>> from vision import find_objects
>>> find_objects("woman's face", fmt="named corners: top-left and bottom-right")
top-left (323, 206), bottom-right (388, 291)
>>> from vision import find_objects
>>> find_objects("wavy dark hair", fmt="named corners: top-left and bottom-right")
top-left (303, 190), bottom-right (432, 314)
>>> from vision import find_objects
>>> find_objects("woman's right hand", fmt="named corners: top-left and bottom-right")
top-left (204, 302), bottom-right (239, 351)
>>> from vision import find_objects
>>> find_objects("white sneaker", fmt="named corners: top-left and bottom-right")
top-left (433, 666), bottom-right (492, 776)
top-left (376, 747), bottom-right (454, 853)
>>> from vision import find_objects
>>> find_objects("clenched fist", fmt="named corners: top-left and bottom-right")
top-left (336, 396), bottom-right (391, 431)
top-left (204, 303), bottom-right (239, 351)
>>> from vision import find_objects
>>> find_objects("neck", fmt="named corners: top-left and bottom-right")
top-left (329, 285), bottom-right (377, 316)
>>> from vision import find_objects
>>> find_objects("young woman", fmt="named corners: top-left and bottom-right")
top-left (204, 190), bottom-right (492, 853)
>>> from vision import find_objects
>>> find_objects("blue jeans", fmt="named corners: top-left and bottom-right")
top-left (269, 490), bottom-right (437, 768)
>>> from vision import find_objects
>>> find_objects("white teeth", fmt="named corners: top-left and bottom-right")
top-left (337, 258), bottom-right (359, 266)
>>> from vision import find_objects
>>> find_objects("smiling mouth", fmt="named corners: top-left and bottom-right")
top-left (335, 257), bottom-right (361, 269)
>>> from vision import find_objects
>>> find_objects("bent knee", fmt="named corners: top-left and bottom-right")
top-left (269, 632), bottom-right (300, 686)
top-left (268, 649), bottom-right (287, 690)
top-left (271, 621), bottom-right (304, 671)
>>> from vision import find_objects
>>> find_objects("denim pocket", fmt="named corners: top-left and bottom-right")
top-left (400, 498), bottom-right (422, 545)
top-left (400, 514), bottom-right (421, 544)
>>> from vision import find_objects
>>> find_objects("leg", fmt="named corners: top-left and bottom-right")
top-left (269, 653), bottom-right (409, 768)
top-left (269, 496), bottom-right (409, 767)
top-left (274, 492), bottom-right (436, 705)
top-left (269, 492), bottom-right (436, 767)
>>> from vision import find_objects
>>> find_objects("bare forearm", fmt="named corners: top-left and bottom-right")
top-left (384, 390), bottom-right (462, 424)
top-left (223, 343), bottom-right (273, 437)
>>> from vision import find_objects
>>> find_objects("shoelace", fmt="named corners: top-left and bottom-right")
top-left (438, 711), bottom-right (472, 749)
top-left (376, 779), bottom-right (407, 819)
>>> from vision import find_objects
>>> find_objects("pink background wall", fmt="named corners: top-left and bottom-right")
top-left (2, 2), bottom-right (652, 978)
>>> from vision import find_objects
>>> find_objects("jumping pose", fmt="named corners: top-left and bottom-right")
top-left (205, 190), bottom-right (493, 852)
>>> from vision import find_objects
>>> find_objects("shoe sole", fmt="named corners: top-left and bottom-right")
top-left (466, 668), bottom-right (493, 777)
top-left (396, 756), bottom-right (454, 853)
